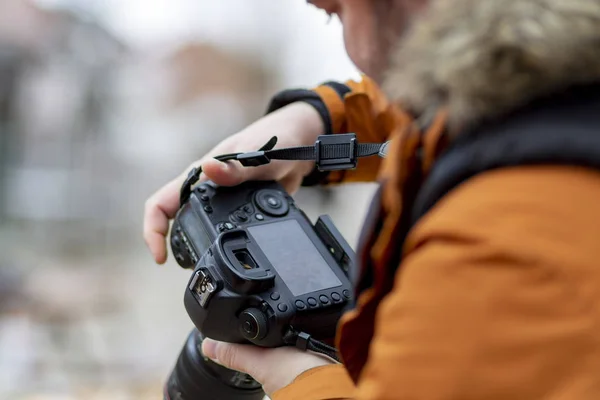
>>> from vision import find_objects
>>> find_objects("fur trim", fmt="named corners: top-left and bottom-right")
top-left (384, 0), bottom-right (600, 131)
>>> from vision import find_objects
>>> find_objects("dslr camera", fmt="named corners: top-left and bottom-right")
top-left (164, 180), bottom-right (356, 400)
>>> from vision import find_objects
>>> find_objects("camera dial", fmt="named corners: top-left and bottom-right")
top-left (238, 308), bottom-right (268, 341)
top-left (255, 190), bottom-right (289, 217)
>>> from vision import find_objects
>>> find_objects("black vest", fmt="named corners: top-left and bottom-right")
top-left (411, 83), bottom-right (600, 228)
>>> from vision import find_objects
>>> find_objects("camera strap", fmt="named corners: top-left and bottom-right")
top-left (283, 329), bottom-right (341, 362)
top-left (180, 133), bottom-right (389, 205)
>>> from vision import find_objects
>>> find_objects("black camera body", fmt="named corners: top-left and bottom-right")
top-left (170, 180), bottom-right (355, 348)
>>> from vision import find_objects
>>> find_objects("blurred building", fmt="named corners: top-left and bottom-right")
top-left (0, 0), bottom-right (280, 258)
top-left (166, 42), bottom-right (273, 112)
top-left (0, 0), bottom-right (126, 250)
top-left (0, 1), bottom-right (370, 399)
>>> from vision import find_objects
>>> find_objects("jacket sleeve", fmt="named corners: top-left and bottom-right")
top-left (272, 165), bottom-right (600, 399)
top-left (271, 364), bottom-right (355, 400)
top-left (267, 75), bottom-right (407, 186)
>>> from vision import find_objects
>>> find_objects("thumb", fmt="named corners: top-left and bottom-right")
top-left (202, 158), bottom-right (284, 187)
top-left (201, 159), bottom-right (249, 187)
top-left (201, 337), bottom-right (335, 395)
top-left (202, 338), bottom-right (265, 376)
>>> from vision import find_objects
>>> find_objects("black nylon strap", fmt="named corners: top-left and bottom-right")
top-left (179, 133), bottom-right (389, 205)
top-left (283, 329), bottom-right (341, 362)
top-left (263, 142), bottom-right (382, 161)
top-left (302, 81), bottom-right (352, 186)
top-left (179, 136), bottom-right (279, 206)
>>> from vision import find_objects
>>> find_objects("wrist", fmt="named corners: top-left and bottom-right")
top-left (286, 102), bottom-right (327, 145)
top-left (278, 102), bottom-right (326, 178)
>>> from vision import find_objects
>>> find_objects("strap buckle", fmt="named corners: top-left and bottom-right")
top-left (315, 133), bottom-right (358, 171)
top-left (295, 332), bottom-right (311, 351)
top-left (237, 151), bottom-right (271, 167)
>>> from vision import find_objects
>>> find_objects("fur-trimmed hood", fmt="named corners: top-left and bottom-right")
top-left (384, 0), bottom-right (600, 131)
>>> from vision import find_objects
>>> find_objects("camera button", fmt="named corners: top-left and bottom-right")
top-left (234, 211), bottom-right (248, 222)
top-left (198, 185), bottom-right (207, 193)
top-left (266, 196), bottom-right (281, 208)
top-left (343, 290), bottom-right (351, 299)
top-left (319, 295), bottom-right (330, 305)
top-left (255, 190), bottom-right (289, 217)
top-left (239, 308), bottom-right (268, 341)
top-left (255, 214), bottom-right (264, 221)
top-left (243, 205), bottom-right (252, 213)
top-left (203, 206), bottom-right (213, 213)
top-left (200, 194), bottom-right (209, 202)
top-left (277, 303), bottom-right (288, 312)
top-left (331, 292), bottom-right (342, 302)
top-left (295, 300), bottom-right (306, 310)
top-left (270, 292), bottom-right (280, 301)
top-left (307, 297), bottom-right (318, 307)
top-left (218, 222), bottom-right (235, 232)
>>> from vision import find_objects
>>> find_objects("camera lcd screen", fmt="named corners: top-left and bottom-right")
top-left (247, 219), bottom-right (342, 297)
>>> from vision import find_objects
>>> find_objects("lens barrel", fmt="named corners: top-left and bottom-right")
top-left (165, 329), bottom-right (265, 400)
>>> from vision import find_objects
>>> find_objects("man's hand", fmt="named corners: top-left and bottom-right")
top-left (143, 102), bottom-right (325, 264)
top-left (202, 338), bottom-right (334, 396)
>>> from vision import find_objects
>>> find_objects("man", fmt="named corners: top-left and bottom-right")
top-left (144, 0), bottom-right (600, 398)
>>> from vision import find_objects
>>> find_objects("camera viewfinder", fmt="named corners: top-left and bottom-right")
top-left (234, 249), bottom-right (258, 270)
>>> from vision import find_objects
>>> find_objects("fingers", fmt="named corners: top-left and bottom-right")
top-left (143, 137), bottom-right (311, 264)
top-left (143, 143), bottom-right (243, 264)
top-left (201, 338), bottom-right (334, 395)
top-left (143, 176), bottom-right (186, 264)
top-left (202, 338), bottom-right (265, 377)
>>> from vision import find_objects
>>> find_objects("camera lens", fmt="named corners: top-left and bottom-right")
top-left (164, 329), bottom-right (264, 400)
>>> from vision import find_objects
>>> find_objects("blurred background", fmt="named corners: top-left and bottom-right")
top-left (0, 0), bottom-right (376, 399)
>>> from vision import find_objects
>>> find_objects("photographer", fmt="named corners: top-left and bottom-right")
top-left (144, 0), bottom-right (600, 398)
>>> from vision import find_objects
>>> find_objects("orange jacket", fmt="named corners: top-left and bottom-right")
top-left (271, 76), bottom-right (600, 399)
